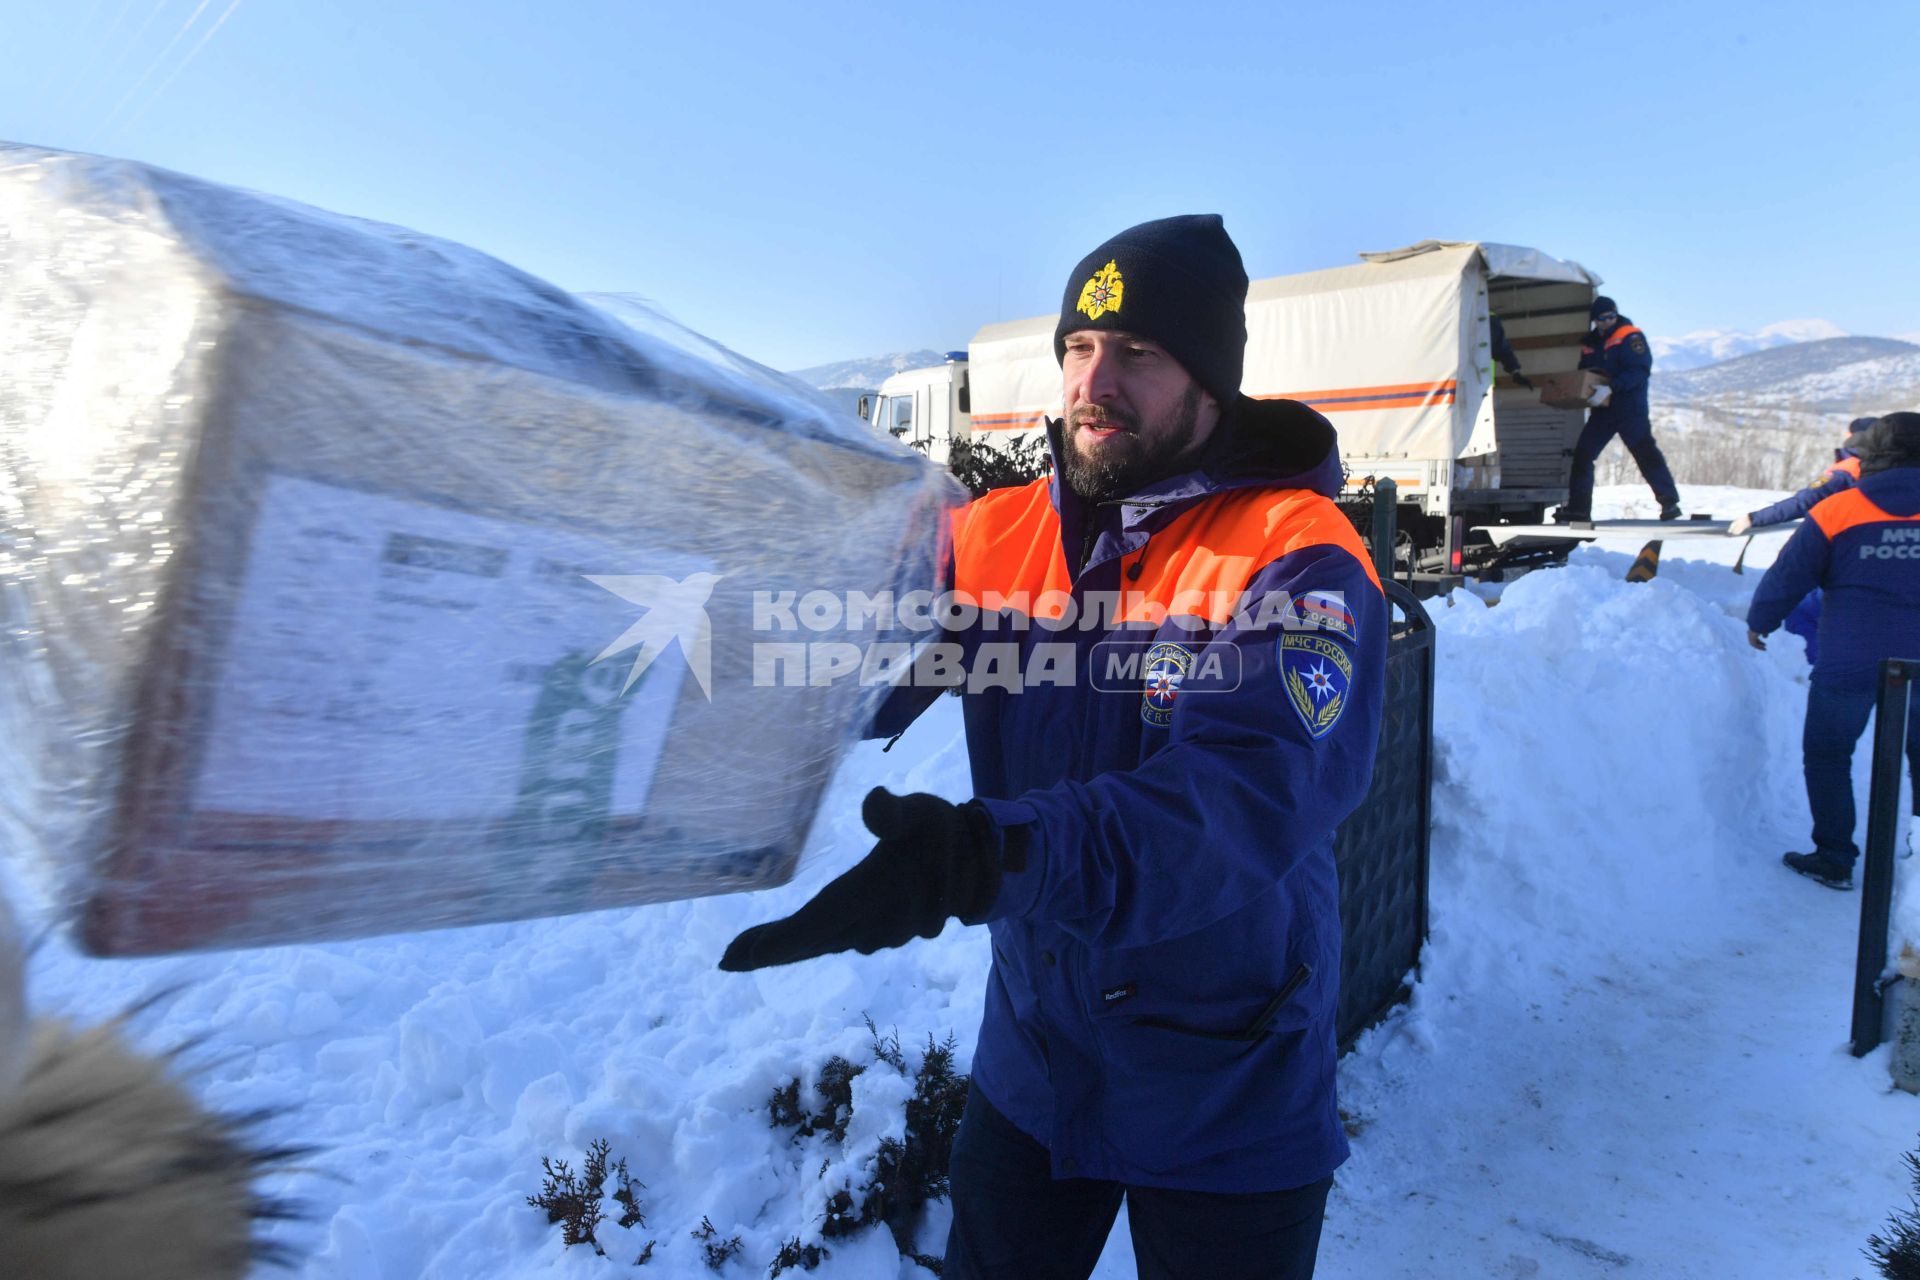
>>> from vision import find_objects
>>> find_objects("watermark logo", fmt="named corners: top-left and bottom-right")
top-left (583, 577), bottom-right (1347, 701)
top-left (586, 572), bottom-right (722, 698)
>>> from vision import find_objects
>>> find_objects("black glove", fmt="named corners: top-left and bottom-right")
top-left (718, 788), bottom-right (1006, 971)
top-left (1513, 373), bottom-right (1535, 390)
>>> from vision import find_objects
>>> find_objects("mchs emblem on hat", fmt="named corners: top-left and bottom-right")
top-left (1076, 260), bottom-right (1124, 321)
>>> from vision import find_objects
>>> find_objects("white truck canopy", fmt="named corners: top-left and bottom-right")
top-left (967, 240), bottom-right (1601, 465)
top-left (966, 314), bottom-right (1057, 438)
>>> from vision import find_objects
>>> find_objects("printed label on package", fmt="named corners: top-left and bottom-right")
top-left (192, 474), bottom-right (701, 825)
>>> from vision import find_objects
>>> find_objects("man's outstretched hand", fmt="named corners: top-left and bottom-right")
top-left (718, 788), bottom-right (1004, 971)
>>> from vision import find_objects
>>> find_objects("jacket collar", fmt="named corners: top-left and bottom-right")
top-left (1046, 396), bottom-right (1343, 577)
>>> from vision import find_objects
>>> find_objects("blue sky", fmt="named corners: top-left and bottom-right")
top-left (5, 0), bottom-right (1916, 369)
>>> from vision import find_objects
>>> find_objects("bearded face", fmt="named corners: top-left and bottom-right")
top-left (1059, 383), bottom-right (1209, 503)
top-left (1057, 331), bottom-right (1220, 503)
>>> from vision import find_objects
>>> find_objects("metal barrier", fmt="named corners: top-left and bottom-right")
top-left (1334, 579), bottom-right (1435, 1050)
top-left (1852, 658), bottom-right (1919, 1056)
top-left (1371, 477), bottom-right (1398, 584)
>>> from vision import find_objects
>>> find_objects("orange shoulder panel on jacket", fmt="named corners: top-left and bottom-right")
top-left (1603, 324), bottom-right (1645, 351)
top-left (1117, 487), bottom-right (1381, 625)
top-left (1807, 487), bottom-right (1920, 539)
top-left (1833, 455), bottom-right (1863, 480)
top-left (951, 477), bottom-right (1072, 615)
top-left (954, 480), bottom-right (1381, 626)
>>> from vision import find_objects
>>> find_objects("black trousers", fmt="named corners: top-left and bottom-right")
top-left (943, 1089), bottom-right (1333, 1280)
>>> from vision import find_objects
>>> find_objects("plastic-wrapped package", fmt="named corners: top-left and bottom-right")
top-left (0, 143), bottom-right (961, 955)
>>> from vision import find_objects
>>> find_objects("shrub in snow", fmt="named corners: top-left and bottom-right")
top-left (769, 1238), bottom-right (831, 1275)
top-left (942, 435), bottom-right (1051, 499)
top-left (768, 1021), bottom-right (969, 1269)
top-left (524, 1137), bottom-right (650, 1259)
top-left (1867, 1133), bottom-right (1920, 1279)
top-left (691, 1215), bottom-right (744, 1270)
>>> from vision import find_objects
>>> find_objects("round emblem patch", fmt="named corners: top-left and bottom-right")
top-left (1141, 641), bottom-right (1193, 728)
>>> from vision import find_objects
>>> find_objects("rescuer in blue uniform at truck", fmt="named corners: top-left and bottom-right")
top-left (1560, 295), bottom-right (1682, 523)
top-left (1748, 413), bottom-right (1920, 889)
top-left (1727, 417), bottom-right (1878, 537)
top-left (721, 215), bottom-right (1387, 1279)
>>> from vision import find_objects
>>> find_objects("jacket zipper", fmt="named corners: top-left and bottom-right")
top-left (1131, 963), bottom-right (1313, 1042)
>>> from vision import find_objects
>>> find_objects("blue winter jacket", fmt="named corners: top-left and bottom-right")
top-left (1747, 451), bottom-right (1860, 529)
top-left (1748, 468), bottom-right (1920, 690)
top-left (1578, 316), bottom-right (1653, 432)
top-left (875, 397), bottom-right (1387, 1192)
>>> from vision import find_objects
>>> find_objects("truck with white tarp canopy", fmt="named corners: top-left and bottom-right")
top-left (876, 240), bottom-right (1608, 585)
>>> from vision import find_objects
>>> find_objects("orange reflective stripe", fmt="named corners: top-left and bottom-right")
top-left (1603, 324), bottom-right (1644, 351)
top-left (1832, 456), bottom-right (1863, 480)
top-left (1253, 381), bottom-right (1456, 414)
top-left (971, 411), bottom-right (1049, 432)
top-left (952, 480), bottom-right (1381, 626)
top-left (1809, 487), bottom-right (1920, 539)
top-left (1262, 380), bottom-right (1455, 400)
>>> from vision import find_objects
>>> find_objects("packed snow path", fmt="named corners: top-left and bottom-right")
top-left (9, 488), bottom-right (1918, 1278)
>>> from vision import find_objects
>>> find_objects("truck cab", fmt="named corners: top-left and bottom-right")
top-left (862, 352), bottom-right (971, 464)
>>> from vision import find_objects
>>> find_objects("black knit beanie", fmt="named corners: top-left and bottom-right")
top-left (1590, 295), bottom-right (1619, 320)
top-left (1863, 412), bottom-right (1920, 475)
top-left (1053, 214), bottom-right (1249, 408)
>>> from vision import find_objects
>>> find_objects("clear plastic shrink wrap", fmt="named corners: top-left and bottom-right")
top-left (0, 144), bottom-right (962, 955)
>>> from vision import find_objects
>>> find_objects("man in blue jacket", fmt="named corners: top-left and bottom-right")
top-left (1748, 413), bottom-right (1920, 888)
top-left (1559, 296), bottom-right (1682, 523)
top-left (722, 215), bottom-right (1386, 1279)
top-left (1727, 417), bottom-right (1877, 537)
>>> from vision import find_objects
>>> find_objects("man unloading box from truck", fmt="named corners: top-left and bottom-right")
top-left (1559, 295), bottom-right (1682, 523)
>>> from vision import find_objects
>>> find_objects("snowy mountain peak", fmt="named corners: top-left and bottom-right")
top-left (1651, 319), bottom-right (1850, 372)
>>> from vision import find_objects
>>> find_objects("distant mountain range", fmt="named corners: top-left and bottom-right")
top-left (1650, 320), bottom-right (1850, 372)
top-left (1654, 336), bottom-right (1920, 405)
top-left (1633, 335), bottom-right (1920, 489)
top-left (786, 350), bottom-right (951, 393)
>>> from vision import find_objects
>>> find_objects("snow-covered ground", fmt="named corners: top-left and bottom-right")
top-left (11, 485), bottom-right (1920, 1279)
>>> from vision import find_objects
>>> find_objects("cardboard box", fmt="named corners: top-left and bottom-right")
top-left (0, 145), bottom-right (959, 954)
top-left (1536, 369), bottom-right (1611, 411)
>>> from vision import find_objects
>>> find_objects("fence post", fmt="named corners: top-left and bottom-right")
top-left (1852, 658), bottom-right (1917, 1056)
top-left (1371, 477), bottom-right (1397, 584)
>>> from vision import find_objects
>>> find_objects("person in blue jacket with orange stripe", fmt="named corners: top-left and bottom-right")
top-left (1727, 417), bottom-right (1878, 537)
top-left (1748, 413), bottom-right (1920, 888)
top-left (722, 215), bottom-right (1385, 1280)
top-left (1559, 296), bottom-right (1682, 522)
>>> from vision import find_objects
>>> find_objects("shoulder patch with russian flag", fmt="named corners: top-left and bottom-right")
top-left (1296, 589), bottom-right (1356, 641)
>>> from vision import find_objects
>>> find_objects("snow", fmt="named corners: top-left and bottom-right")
top-left (9, 486), bottom-right (1920, 1278)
